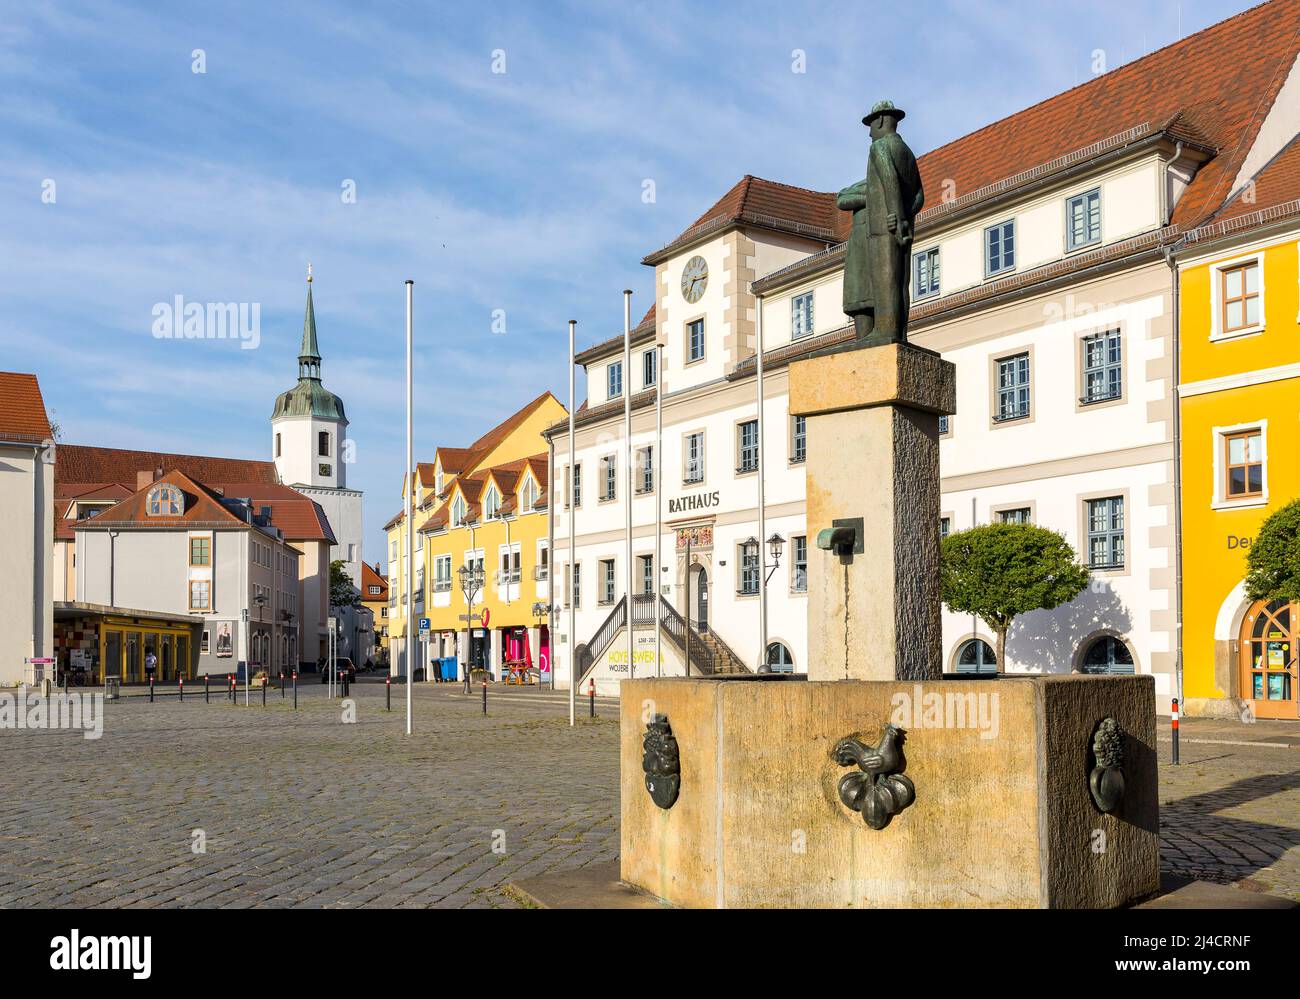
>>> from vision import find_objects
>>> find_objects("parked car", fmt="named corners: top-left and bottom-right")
top-left (319, 658), bottom-right (356, 683)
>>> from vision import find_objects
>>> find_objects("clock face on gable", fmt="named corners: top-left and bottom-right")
top-left (680, 255), bottom-right (708, 304)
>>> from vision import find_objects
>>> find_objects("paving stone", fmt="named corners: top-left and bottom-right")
top-left (2, 684), bottom-right (1295, 905)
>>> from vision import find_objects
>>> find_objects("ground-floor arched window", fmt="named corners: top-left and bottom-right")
top-left (765, 642), bottom-right (795, 674)
top-left (1240, 598), bottom-right (1296, 717)
top-left (954, 639), bottom-right (996, 674)
top-left (1080, 635), bottom-right (1134, 674)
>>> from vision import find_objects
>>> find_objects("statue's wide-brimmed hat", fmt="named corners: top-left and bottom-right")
top-left (862, 100), bottom-right (905, 125)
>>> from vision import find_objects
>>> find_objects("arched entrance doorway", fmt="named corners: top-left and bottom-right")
top-left (1240, 599), bottom-right (1299, 719)
top-left (695, 567), bottom-right (709, 631)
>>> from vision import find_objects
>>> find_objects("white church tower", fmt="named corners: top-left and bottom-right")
top-left (271, 266), bottom-right (366, 654)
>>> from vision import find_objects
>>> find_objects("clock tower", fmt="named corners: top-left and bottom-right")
top-left (271, 265), bottom-right (348, 489)
top-left (270, 266), bottom-right (365, 612)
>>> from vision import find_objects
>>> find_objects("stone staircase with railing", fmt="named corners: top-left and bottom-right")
top-left (573, 594), bottom-right (751, 689)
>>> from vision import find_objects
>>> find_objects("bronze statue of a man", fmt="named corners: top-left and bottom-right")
top-left (838, 100), bottom-right (924, 347)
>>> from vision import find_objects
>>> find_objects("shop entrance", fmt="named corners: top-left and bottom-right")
top-left (1239, 599), bottom-right (1299, 720)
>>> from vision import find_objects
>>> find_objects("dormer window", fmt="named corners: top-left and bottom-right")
top-left (451, 493), bottom-right (467, 528)
top-left (147, 484), bottom-right (183, 516)
top-left (521, 476), bottom-right (538, 513)
top-left (484, 486), bottom-right (501, 519)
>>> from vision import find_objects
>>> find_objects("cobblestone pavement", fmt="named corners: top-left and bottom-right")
top-left (0, 682), bottom-right (620, 908)
top-left (1156, 718), bottom-right (1300, 901)
top-left (0, 683), bottom-right (1295, 906)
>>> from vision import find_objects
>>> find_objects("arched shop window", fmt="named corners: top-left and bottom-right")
top-left (1080, 635), bottom-right (1135, 675)
top-left (765, 642), bottom-right (795, 674)
top-left (955, 639), bottom-right (996, 674)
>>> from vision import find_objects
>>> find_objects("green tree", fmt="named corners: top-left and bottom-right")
top-left (940, 522), bottom-right (1090, 671)
top-left (329, 560), bottom-right (361, 610)
top-left (1244, 499), bottom-right (1300, 603)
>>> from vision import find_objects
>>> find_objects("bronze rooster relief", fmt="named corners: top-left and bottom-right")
top-left (834, 724), bottom-right (915, 830)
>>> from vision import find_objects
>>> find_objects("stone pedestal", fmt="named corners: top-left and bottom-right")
top-left (620, 674), bottom-right (1159, 908)
top-left (789, 343), bottom-right (955, 681)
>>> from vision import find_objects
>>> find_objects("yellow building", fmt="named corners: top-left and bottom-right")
top-left (1177, 137), bottom-right (1300, 720)
top-left (385, 391), bottom-right (565, 679)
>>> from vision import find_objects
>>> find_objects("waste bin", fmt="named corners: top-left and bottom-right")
top-left (441, 656), bottom-right (458, 682)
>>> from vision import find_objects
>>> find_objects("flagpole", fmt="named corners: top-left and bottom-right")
top-left (405, 279), bottom-right (414, 735)
top-left (756, 291), bottom-right (768, 672)
top-left (568, 319), bottom-right (577, 728)
top-left (623, 291), bottom-right (634, 684)
top-left (654, 341), bottom-right (663, 677)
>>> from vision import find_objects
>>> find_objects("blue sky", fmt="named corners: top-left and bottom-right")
top-left (1, 0), bottom-right (1253, 565)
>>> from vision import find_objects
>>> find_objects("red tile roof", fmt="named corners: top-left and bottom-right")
top-left (56, 444), bottom-right (278, 488)
top-left (650, 1), bottom-right (1300, 266)
top-left (0, 372), bottom-right (53, 443)
top-left (361, 561), bottom-right (389, 598)
top-left (206, 482), bottom-right (337, 543)
top-left (75, 470), bottom-right (253, 531)
top-left (52, 445), bottom-right (332, 543)
top-left (1194, 133), bottom-right (1300, 229)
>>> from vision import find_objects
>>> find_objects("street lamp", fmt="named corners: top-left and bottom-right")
top-left (250, 591), bottom-right (267, 705)
top-left (458, 559), bottom-right (485, 686)
top-left (765, 532), bottom-right (785, 583)
top-left (746, 533), bottom-right (785, 674)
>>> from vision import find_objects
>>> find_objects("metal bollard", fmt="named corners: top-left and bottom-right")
top-left (589, 678), bottom-right (595, 719)
top-left (293, 671), bottom-right (298, 710)
top-left (386, 676), bottom-right (391, 712)
top-left (281, 672), bottom-right (286, 699)
top-left (179, 676), bottom-right (184, 702)
top-left (1171, 697), bottom-right (1180, 765)
top-left (262, 680), bottom-right (267, 707)
top-left (149, 677), bottom-right (154, 703)
top-left (205, 674), bottom-right (210, 703)
top-left (482, 677), bottom-right (488, 715)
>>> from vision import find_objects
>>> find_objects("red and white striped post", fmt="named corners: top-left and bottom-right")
top-left (1171, 697), bottom-right (1180, 765)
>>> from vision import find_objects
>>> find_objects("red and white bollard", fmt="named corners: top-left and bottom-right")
top-left (588, 678), bottom-right (595, 719)
top-left (1171, 697), bottom-right (1180, 765)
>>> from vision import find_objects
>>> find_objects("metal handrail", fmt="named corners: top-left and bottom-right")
top-left (657, 596), bottom-right (717, 676)
top-left (574, 596), bottom-right (627, 686)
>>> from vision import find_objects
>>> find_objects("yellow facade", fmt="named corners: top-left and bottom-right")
top-left (1179, 230), bottom-right (1300, 718)
top-left (385, 393), bottom-right (564, 678)
top-left (421, 456), bottom-right (552, 675)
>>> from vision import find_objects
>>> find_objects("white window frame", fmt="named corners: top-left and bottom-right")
top-left (1211, 419), bottom-right (1269, 510)
top-left (1209, 252), bottom-right (1266, 342)
top-left (984, 218), bottom-right (1016, 277)
top-left (607, 360), bottom-right (623, 399)
top-left (791, 291), bottom-right (815, 340)
top-left (687, 319), bottom-right (705, 363)
top-left (1065, 187), bottom-right (1102, 252)
top-left (683, 430), bottom-right (705, 484)
top-left (643, 348), bottom-right (657, 388)
top-left (913, 247), bottom-right (939, 299)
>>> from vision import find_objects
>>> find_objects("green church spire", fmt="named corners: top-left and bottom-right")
top-left (271, 263), bottom-right (347, 423)
top-left (299, 262), bottom-right (322, 380)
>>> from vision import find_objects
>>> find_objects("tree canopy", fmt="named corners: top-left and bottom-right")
top-left (940, 522), bottom-right (1090, 669)
top-left (329, 560), bottom-right (361, 609)
top-left (1244, 499), bottom-right (1300, 603)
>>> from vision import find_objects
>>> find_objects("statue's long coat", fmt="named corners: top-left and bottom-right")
top-left (838, 132), bottom-right (924, 315)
